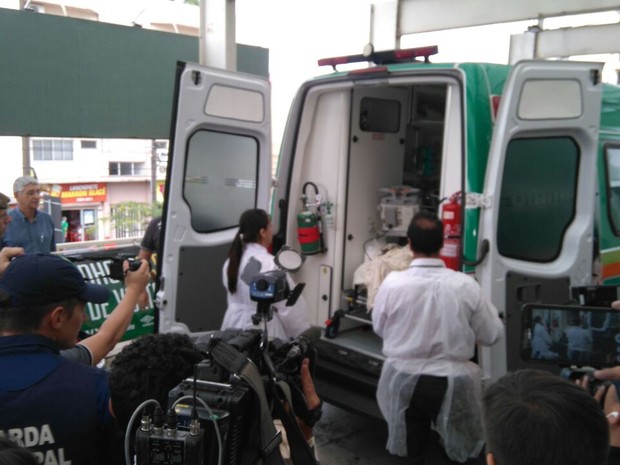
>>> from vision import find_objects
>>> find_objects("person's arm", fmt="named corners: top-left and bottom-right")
top-left (137, 249), bottom-right (153, 308)
top-left (469, 282), bottom-right (504, 346)
top-left (298, 358), bottom-right (321, 441)
top-left (601, 383), bottom-right (620, 448)
top-left (0, 247), bottom-right (24, 275)
top-left (78, 259), bottom-right (150, 365)
top-left (371, 278), bottom-right (393, 338)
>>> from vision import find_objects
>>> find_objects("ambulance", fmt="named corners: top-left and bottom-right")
top-left (158, 46), bottom-right (620, 416)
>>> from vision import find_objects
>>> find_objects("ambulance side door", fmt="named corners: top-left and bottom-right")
top-left (475, 61), bottom-right (603, 379)
top-left (158, 62), bottom-right (271, 335)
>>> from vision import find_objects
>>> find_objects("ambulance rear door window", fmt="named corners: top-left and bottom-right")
top-left (497, 136), bottom-right (579, 262)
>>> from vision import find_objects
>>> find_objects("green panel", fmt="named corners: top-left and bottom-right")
top-left (497, 137), bottom-right (579, 262)
top-left (458, 63), bottom-right (510, 269)
top-left (0, 8), bottom-right (267, 139)
top-left (70, 249), bottom-right (157, 340)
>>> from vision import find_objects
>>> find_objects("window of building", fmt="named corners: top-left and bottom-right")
top-left (109, 162), bottom-right (147, 176)
top-left (32, 139), bottom-right (74, 161)
top-left (81, 140), bottom-right (97, 149)
top-left (497, 137), bottom-right (579, 262)
top-left (184, 129), bottom-right (258, 232)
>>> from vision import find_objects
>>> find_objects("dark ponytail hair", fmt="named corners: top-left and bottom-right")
top-left (227, 209), bottom-right (270, 294)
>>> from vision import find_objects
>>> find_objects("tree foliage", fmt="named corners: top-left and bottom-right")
top-left (109, 201), bottom-right (162, 238)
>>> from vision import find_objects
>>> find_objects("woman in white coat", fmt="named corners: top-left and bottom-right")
top-left (221, 209), bottom-right (310, 341)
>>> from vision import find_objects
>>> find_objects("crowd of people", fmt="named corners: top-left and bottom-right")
top-left (4, 181), bottom-right (620, 465)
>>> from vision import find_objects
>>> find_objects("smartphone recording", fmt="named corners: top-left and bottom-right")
top-left (521, 303), bottom-right (620, 368)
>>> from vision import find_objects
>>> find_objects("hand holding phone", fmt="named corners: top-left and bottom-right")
top-left (521, 303), bottom-right (620, 368)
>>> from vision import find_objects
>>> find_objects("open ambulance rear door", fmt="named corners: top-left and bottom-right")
top-left (475, 61), bottom-right (603, 380)
top-left (158, 62), bottom-right (272, 335)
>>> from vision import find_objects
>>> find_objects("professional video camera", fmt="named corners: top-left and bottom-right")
top-left (133, 247), bottom-right (320, 465)
top-left (248, 246), bottom-right (306, 328)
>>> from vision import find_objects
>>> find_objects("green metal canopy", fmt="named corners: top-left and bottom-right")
top-left (0, 8), bottom-right (268, 139)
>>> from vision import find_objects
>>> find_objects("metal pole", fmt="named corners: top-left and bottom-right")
top-left (151, 139), bottom-right (157, 203)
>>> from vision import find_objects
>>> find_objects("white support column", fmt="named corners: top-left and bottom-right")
top-left (370, 0), bottom-right (399, 51)
top-left (510, 22), bottom-right (620, 63)
top-left (537, 23), bottom-right (620, 58)
top-left (508, 28), bottom-right (538, 64)
top-left (200, 0), bottom-right (236, 70)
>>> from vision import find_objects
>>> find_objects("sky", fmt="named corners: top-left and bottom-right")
top-left (234, 2), bottom-right (620, 153)
top-left (235, 0), bottom-right (373, 151)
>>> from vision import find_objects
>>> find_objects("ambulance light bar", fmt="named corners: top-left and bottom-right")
top-left (318, 45), bottom-right (438, 70)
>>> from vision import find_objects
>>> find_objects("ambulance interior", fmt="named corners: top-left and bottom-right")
top-left (286, 77), bottom-right (462, 337)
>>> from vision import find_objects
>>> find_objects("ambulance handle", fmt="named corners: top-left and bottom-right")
top-left (273, 198), bottom-right (288, 253)
top-left (462, 239), bottom-right (489, 267)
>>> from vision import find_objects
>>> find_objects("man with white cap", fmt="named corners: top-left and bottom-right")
top-left (0, 254), bottom-right (115, 464)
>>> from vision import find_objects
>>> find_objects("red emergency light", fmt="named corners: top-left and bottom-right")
top-left (318, 45), bottom-right (439, 70)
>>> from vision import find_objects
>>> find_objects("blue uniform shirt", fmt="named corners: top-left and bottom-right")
top-left (3, 208), bottom-right (57, 253)
top-left (0, 335), bottom-right (114, 465)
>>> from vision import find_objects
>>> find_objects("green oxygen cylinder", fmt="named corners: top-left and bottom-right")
top-left (297, 195), bottom-right (321, 255)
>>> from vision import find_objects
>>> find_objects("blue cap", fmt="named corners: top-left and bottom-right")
top-left (0, 254), bottom-right (110, 307)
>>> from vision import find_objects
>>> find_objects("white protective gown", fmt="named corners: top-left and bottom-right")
top-left (221, 242), bottom-right (310, 340)
top-left (372, 258), bottom-right (504, 462)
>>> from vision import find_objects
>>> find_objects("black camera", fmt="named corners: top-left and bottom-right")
top-left (193, 329), bottom-right (316, 386)
top-left (108, 255), bottom-right (143, 281)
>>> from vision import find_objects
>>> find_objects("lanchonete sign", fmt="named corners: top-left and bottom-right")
top-left (50, 183), bottom-right (107, 204)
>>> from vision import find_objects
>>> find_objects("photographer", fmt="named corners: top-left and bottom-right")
top-left (0, 254), bottom-right (115, 464)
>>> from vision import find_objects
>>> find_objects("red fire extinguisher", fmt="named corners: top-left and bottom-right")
top-left (297, 182), bottom-right (324, 255)
top-left (439, 192), bottom-right (462, 270)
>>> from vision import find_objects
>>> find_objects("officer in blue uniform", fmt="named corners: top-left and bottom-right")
top-left (0, 254), bottom-right (114, 465)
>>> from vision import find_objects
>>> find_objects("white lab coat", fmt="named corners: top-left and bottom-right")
top-left (221, 242), bottom-right (310, 341)
top-left (372, 258), bottom-right (504, 461)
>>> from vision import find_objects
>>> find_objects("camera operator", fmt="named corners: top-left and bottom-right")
top-left (61, 258), bottom-right (150, 366)
top-left (108, 333), bottom-right (206, 433)
top-left (222, 209), bottom-right (310, 340)
top-left (108, 332), bottom-right (321, 465)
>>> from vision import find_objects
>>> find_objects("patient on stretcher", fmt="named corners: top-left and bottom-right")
top-left (353, 242), bottom-right (412, 311)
